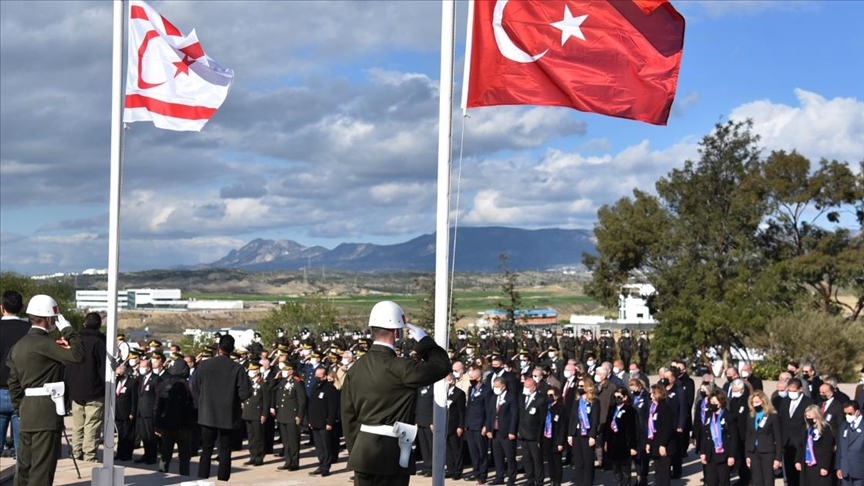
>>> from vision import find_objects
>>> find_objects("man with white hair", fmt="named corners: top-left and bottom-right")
top-left (727, 378), bottom-right (750, 485)
top-left (739, 362), bottom-right (763, 391)
top-left (594, 366), bottom-right (616, 468)
top-left (334, 350), bottom-right (354, 390)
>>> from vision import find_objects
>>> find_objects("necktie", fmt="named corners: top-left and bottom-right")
top-left (820, 401), bottom-right (827, 414)
top-left (790, 399), bottom-right (797, 417)
top-left (495, 396), bottom-right (501, 430)
top-left (117, 380), bottom-right (124, 397)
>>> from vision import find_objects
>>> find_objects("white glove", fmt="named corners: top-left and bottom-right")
top-left (405, 324), bottom-right (427, 342)
top-left (56, 314), bottom-right (72, 331)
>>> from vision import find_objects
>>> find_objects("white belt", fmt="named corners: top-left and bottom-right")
top-left (24, 382), bottom-right (66, 416)
top-left (360, 422), bottom-right (418, 468)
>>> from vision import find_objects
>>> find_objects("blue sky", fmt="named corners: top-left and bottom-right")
top-left (1, 0), bottom-right (862, 275)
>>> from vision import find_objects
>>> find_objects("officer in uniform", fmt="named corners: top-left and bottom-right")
top-left (273, 362), bottom-right (306, 471)
top-left (6, 294), bottom-right (85, 486)
top-left (342, 301), bottom-right (450, 486)
top-left (637, 332), bottom-right (650, 372)
top-left (618, 329), bottom-right (633, 366)
top-left (135, 354), bottom-right (160, 464)
top-left (599, 330), bottom-right (616, 364)
top-left (242, 361), bottom-right (268, 467)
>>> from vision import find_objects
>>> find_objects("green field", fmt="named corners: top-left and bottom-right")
top-left (185, 290), bottom-right (602, 321)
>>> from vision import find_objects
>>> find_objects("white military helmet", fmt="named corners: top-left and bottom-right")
top-left (368, 301), bottom-right (406, 329)
top-left (26, 294), bottom-right (60, 317)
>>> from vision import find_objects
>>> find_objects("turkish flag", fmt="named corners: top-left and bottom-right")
top-left (463, 0), bottom-right (685, 125)
top-left (124, 0), bottom-right (233, 131)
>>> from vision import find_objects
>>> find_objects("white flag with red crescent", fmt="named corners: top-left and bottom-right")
top-left (123, 0), bottom-right (233, 132)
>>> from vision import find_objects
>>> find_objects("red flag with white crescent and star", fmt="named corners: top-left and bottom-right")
top-left (124, 0), bottom-right (233, 131)
top-left (463, 0), bottom-right (685, 125)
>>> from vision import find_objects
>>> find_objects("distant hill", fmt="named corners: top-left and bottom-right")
top-left (209, 227), bottom-right (595, 272)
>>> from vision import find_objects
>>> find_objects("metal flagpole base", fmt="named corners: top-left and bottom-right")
top-left (91, 466), bottom-right (124, 486)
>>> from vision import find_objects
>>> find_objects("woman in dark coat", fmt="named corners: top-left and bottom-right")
top-left (700, 391), bottom-right (738, 486)
top-left (605, 386), bottom-right (639, 486)
top-left (795, 404), bottom-right (834, 486)
top-left (745, 390), bottom-right (782, 486)
top-left (629, 378), bottom-right (651, 486)
top-left (541, 386), bottom-right (567, 486)
top-left (568, 378), bottom-right (600, 486)
top-left (646, 384), bottom-right (676, 486)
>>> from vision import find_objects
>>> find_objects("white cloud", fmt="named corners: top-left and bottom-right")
top-left (730, 89), bottom-right (864, 163)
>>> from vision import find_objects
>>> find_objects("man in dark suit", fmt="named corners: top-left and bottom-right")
top-left (560, 363), bottom-right (579, 466)
top-left (308, 367), bottom-right (338, 477)
top-left (662, 369), bottom-right (686, 478)
top-left (727, 379), bottom-right (750, 486)
top-left (465, 366), bottom-right (492, 484)
top-left (135, 356), bottom-right (160, 464)
top-left (800, 362), bottom-right (823, 404)
top-left (836, 400), bottom-right (864, 486)
top-left (341, 301), bottom-right (450, 486)
top-left (487, 377), bottom-right (519, 486)
top-left (0, 290), bottom-right (34, 458)
top-left (444, 372), bottom-right (467, 480)
top-left (519, 378), bottom-right (547, 486)
top-left (778, 378), bottom-right (813, 486)
top-left (415, 383), bottom-right (435, 476)
top-left (740, 363), bottom-right (763, 392)
top-left (194, 334), bottom-right (252, 481)
top-left (114, 364), bottom-right (138, 461)
top-left (818, 383), bottom-right (846, 436)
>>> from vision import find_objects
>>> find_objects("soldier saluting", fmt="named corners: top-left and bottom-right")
top-left (342, 300), bottom-right (450, 486)
top-left (6, 294), bottom-right (85, 486)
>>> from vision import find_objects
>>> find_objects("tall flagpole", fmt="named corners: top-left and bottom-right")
top-left (94, 0), bottom-right (126, 484)
top-left (432, 0), bottom-right (456, 485)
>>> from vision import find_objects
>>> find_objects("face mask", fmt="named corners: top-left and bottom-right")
top-left (491, 366), bottom-right (501, 373)
top-left (594, 374), bottom-right (602, 383)
top-left (493, 387), bottom-right (503, 396)
top-left (614, 396), bottom-right (625, 405)
top-left (453, 372), bottom-right (461, 380)
top-left (726, 376), bottom-right (733, 382)
top-left (310, 359), bottom-right (320, 366)
top-left (741, 371), bottom-right (750, 378)
top-left (522, 387), bottom-right (530, 395)
top-left (708, 404), bottom-right (719, 413)
top-left (788, 391), bottom-right (800, 400)
top-left (470, 379), bottom-right (479, 387)
top-left (139, 367), bottom-right (149, 375)
top-left (520, 361), bottom-right (529, 369)
top-left (778, 390), bottom-right (788, 398)
top-left (587, 360), bottom-right (595, 367)
top-left (859, 377), bottom-right (864, 384)
top-left (802, 372), bottom-right (811, 379)
top-left (806, 418), bottom-right (815, 427)
top-left (466, 349), bottom-right (474, 356)
top-left (563, 370), bottom-right (573, 379)
top-left (820, 394), bottom-right (830, 402)
top-left (630, 370), bottom-right (639, 375)
top-left (659, 378), bottom-right (669, 386)
top-left (732, 391), bottom-right (743, 399)
top-left (129, 359), bottom-right (138, 367)
top-left (248, 371), bottom-right (258, 378)
top-left (699, 390), bottom-right (707, 398)
top-left (847, 414), bottom-right (858, 424)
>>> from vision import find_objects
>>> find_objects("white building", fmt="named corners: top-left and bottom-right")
top-left (183, 326), bottom-right (256, 350)
top-left (76, 290), bottom-right (129, 311)
top-left (618, 283), bottom-right (656, 323)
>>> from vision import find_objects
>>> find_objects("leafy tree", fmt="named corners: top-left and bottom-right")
top-left (412, 274), bottom-right (463, 339)
top-left (584, 120), bottom-right (861, 368)
top-left (497, 254), bottom-right (523, 330)
top-left (257, 297), bottom-right (339, 346)
top-left (0, 272), bottom-right (85, 329)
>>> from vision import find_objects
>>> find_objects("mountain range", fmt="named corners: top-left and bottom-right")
top-left (208, 226), bottom-right (596, 272)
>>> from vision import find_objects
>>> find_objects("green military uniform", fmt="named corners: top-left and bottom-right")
top-left (342, 335), bottom-right (450, 486)
top-left (274, 372), bottom-right (306, 470)
top-left (241, 370), bottom-right (269, 466)
top-left (7, 326), bottom-right (84, 486)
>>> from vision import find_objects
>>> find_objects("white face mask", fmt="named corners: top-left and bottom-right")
top-left (520, 361), bottom-right (529, 369)
top-left (587, 360), bottom-right (595, 367)
top-left (248, 371), bottom-right (258, 378)
top-left (847, 414), bottom-right (858, 424)
top-left (549, 352), bottom-right (556, 358)
top-left (342, 358), bottom-right (351, 366)
top-left (129, 359), bottom-right (138, 367)
top-left (563, 370), bottom-right (573, 379)
top-left (612, 367), bottom-right (620, 374)
top-left (594, 374), bottom-right (602, 383)
top-left (493, 387), bottom-right (503, 396)
top-left (741, 371), bottom-right (750, 378)
top-left (778, 390), bottom-right (788, 398)
top-left (732, 391), bottom-right (743, 399)
top-left (453, 372), bottom-right (461, 380)
top-left (138, 367), bottom-right (149, 375)
top-left (522, 387), bottom-right (530, 395)
top-left (859, 377), bottom-right (864, 384)
top-left (466, 349), bottom-right (474, 356)
top-left (310, 359), bottom-right (320, 366)
top-left (788, 391), bottom-right (801, 400)
top-left (281, 370), bottom-right (290, 378)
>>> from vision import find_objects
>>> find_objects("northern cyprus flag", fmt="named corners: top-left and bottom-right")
top-left (123, 0), bottom-right (233, 131)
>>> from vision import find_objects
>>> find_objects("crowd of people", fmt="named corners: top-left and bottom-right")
top-left (3, 289), bottom-right (864, 486)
